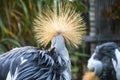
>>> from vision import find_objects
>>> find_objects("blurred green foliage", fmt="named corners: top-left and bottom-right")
top-left (0, 0), bottom-right (88, 79)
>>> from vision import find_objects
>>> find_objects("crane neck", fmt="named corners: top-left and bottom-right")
top-left (51, 34), bottom-right (69, 60)
top-left (51, 34), bottom-right (65, 51)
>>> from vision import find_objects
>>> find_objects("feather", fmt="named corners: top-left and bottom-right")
top-left (33, 4), bottom-right (86, 48)
top-left (0, 46), bottom-right (70, 80)
top-left (87, 42), bottom-right (118, 80)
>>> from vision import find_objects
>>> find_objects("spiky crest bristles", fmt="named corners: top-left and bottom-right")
top-left (33, 4), bottom-right (86, 48)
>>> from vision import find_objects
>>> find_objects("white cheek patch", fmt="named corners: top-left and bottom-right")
top-left (87, 58), bottom-right (101, 71)
top-left (87, 53), bottom-right (96, 70)
top-left (87, 52), bottom-right (103, 76)
top-left (87, 53), bottom-right (103, 70)
top-left (20, 57), bottom-right (27, 65)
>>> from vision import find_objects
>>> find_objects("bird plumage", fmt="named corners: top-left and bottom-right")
top-left (0, 3), bottom-right (86, 80)
top-left (0, 46), bottom-right (70, 80)
top-left (87, 42), bottom-right (120, 80)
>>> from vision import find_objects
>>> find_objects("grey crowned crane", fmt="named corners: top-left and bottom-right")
top-left (0, 4), bottom-right (86, 80)
top-left (84, 42), bottom-right (120, 80)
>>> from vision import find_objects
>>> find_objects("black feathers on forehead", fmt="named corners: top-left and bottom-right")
top-left (94, 42), bottom-right (118, 62)
top-left (97, 42), bottom-right (118, 50)
top-left (93, 42), bottom-right (118, 80)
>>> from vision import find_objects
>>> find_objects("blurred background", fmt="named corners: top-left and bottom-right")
top-left (0, 0), bottom-right (120, 80)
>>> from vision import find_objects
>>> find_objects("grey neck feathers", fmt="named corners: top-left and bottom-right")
top-left (51, 34), bottom-right (71, 80)
top-left (51, 34), bottom-right (69, 61)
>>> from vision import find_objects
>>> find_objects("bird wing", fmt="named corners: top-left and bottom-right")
top-left (0, 46), bottom-right (55, 80)
top-left (0, 46), bottom-right (69, 80)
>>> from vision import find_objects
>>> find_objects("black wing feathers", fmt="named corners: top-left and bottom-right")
top-left (0, 46), bottom-right (68, 80)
